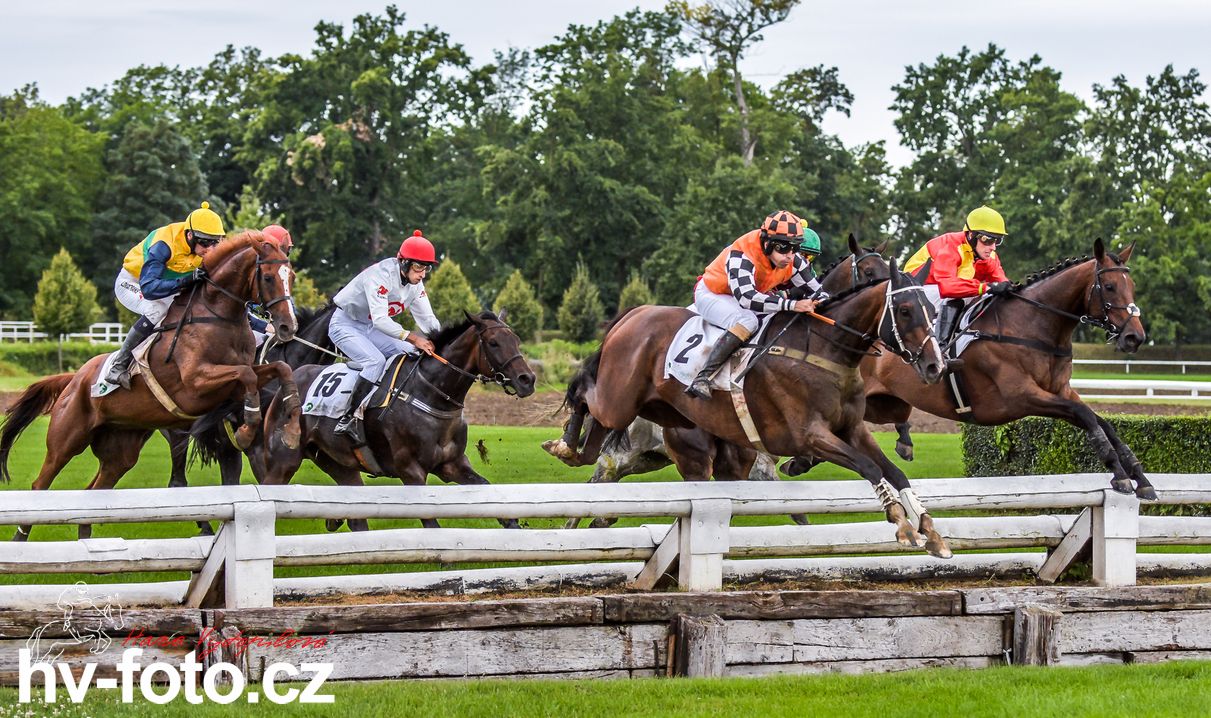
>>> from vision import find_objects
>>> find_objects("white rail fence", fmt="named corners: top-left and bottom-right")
top-left (0, 474), bottom-right (1208, 610)
top-left (0, 321), bottom-right (124, 344)
top-left (1070, 378), bottom-right (1211, 400)
top-left (1074, 358), bottom-right (1211, 375)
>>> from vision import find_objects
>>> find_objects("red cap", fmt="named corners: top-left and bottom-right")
top-left (398, 229), bottom-right (436, 263)
top-left (261, 224), bottom-right (293, 250)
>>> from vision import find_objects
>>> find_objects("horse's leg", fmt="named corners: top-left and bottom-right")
top-left (807, 427), bottom-right (924, 549)
top-left (434, 457), bottom-right (519, 529)
top-left (162, 428), bottom-right (214, 536)
top-left (79, 428), bottom-right (153, 540)
top-left (15, 417), bottom-right (95, 541)
top-left (848, 428), bottom-right (951, 558)
top-left (894, 422), bottom-right (914, 462)
top-left (1027, 390), bottom-right (1133, 494)
top-left (312, 453), bottom-right (367, 532)
top-left (714, 443), bottom-right (810, 525)
top-left (253, 362), bottom-right (301, 449)
top-left (1093, 414), bottom-right (1156, 500)
top-left (866, 393), bottom-right (916, 462)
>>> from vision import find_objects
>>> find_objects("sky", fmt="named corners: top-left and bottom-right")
top-left (3, 0), bottom-right (1209, 166)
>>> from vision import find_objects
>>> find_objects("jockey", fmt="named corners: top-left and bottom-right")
top-left (247, 224), bottom-right (294, 342)
top-left (685, 210), bottom-right (827, 400)
top-left (328, 229), bottom-right (441, 445)
top-left (105, 202), bottom-right (225, 389)
top-left (904, 205), bottom-right (1012, 346)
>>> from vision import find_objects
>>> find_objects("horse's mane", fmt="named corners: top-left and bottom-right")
top-left (816, 274), bottom-right (893, 309)
top-left (816, 254), bottom-right (853, 278)
top-left (203, 230), bottom-right (267, 269)
top-left (429, 310), bottom-right (500, 351)
top-left (1017, 250), bottom-right (1122, 289)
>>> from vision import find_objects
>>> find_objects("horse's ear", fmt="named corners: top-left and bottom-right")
top-left (463, 309), bottom-right (478, 324)
top-left (497, 307), bottom-right (509, 323)
top-left (889, 257), bottom-right (901, 286)
top-left (848, 234), bottom-right (860, 255)
top-left (1119, 241), bottom-right (1135, 263)
top-left (1094, 237), bottom-right (1106, 261)
top-left (874, 238), bottom-right (889, 255)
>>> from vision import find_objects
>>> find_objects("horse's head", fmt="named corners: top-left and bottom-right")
top-left (1091, 238), bottom-right (1144, 353)
top-left (818, 234), bottom-right (890, 295)
top-left (466, 309), bottom-right (537, 397)
top-left (880, 259), bottom-right (946, 384)
top-left (203, 231), bottom-right (298, 341)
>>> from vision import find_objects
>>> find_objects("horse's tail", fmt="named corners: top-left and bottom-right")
top-left (0, 374), bottom-right (73, 483)
top-left (188, 400), bottom-right (242, 468)
top-left (560, 306), bottom-right (641, 413)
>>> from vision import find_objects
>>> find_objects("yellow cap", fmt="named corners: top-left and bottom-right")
top-left (965, 206), bottom-right (1006, 236)
top-left (184, 201), bottom-right (225, 238)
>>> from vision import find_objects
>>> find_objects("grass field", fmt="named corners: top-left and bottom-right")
top-left (0, 420), bottom-right (964, 586)
top-left (2, 661), bottom-right (1210, 717)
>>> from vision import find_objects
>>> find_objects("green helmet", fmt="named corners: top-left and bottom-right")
top-left (798, 227), bottom-right (822, 257)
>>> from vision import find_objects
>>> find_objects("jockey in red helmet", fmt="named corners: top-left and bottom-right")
top-left (327, 230), bottom-right (442, 445)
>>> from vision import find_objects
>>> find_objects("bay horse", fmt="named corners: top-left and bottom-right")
top-left (547, 261), bottom-right (958, 556)
top-left (855, 238), bottom-right (1152, 498)
top-left (561, 235), bottom-right (893, 529)
top-left (165, 303), bottom-right (340, 536)
top-left (236, 310), bottom-right (536, 531)
top-left (0, 232), bottom-right (301, 540)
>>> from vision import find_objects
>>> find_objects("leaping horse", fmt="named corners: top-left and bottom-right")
top-left (546, 260), bottom-right (957, 556)
top-left (0, 232), bottom-right (301, 540)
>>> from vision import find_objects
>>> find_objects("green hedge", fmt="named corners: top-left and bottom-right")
top-left (962, 414), bottom-right (1211, 476)
top-left (0, 341), bottom-right (118, 375)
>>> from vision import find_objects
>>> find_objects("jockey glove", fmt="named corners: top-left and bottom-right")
top-left (987, 281), bottom-right (1013, 296)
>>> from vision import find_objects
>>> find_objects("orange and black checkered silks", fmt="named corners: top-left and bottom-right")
top-left (760, 210), bottom-right (804, 240)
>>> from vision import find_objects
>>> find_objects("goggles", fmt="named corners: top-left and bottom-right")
top-left (973, 232), bottom-right (1005, 247)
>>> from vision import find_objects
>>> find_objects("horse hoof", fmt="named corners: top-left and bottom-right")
top-left (589, 517), bottom-right (617, 529)
top-left (1110, 478), bottom-right (1134, 495)
top-left (924, 534), bottom-right (953, 559)
top-left (895, 527), bottom-right (923, 548)
top-left (1136, 485), bottom-right (1158, 501)
top-left (895, 442), bottom-right (914, 462)
top-left (790, 513), bottom-right (810, 526)
top-left (563, 517), bottom-right (582, 530)
top-left (234, 426), bottom-right (256, 451)
top-left (12, 530), bottom-right (28, 542)
top-left (282, 426), bottom-right (301, 451)
top-left (325, 519), bottom-right (345, 532)
top-left (542, 439), bottom-right (582, 466)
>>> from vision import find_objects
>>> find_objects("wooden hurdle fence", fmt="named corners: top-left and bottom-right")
top-left (1, 473), bottom-right (1209, 611)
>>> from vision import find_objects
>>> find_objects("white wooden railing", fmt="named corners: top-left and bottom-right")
top-left (0, 321), bottom-right (124, 343)
top-left (1074, 358), bottom-right (1211, 375)
top-left (0, 474), bottom-right (1208, 610)
top-left (1071, 378), bottom-right (1211, 400)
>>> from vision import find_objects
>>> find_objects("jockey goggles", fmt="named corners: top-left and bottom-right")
top-left (403, 259), bottom-right (435, 275)
top-left (972, 231), bottom-right (1005, 247)
top-left (190, 231), bottom-right (222, 248)
top-left (768, 240), bottom-right (798, 255)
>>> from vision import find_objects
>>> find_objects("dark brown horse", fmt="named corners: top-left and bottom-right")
top-left (546, 262), bottom-right (956, 556)
top-left (560, 235), bottom-right (893, 529)
top-left (856, 238), bottom-right (1152, 498)
top-left (241, 310), bottom-right (536, 531)
top-left (0, 232), bottom-right (301, 539)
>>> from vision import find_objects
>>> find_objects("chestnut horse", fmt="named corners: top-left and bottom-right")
top-left (547, 262), bottom-right (958, 556)
top-left (0, 232), bottom-right (301, 539)
top-left (561, 235), bottom-right (892, 529)
top-left (235, 310), bottom-right (536, 531)
top-left (855, 238), bottom-right (1152, 498)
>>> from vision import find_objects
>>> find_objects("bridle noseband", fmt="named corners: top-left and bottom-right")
top-left (878, 280), bottom-right (937, 365)
top-left (426, 321), bottom-right (528, 396)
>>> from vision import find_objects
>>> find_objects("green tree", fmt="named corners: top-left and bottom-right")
top-left (618, 270), bottom-right (655, 311)
top-left (33, 248), bottom-right (102, 370)
top-left (227, 184), bottom-right (281, 233)
top-left (0, 87), bottom-right (104, 316)
top-left (291, 271), bottom-right (328, 310)
top-left (493, 270), bottom-right (543, 342)
top-left (425, 260), bottom-right (481, 324)
top-left (87, 119), bottom-right (209, 292)
top-left (557, 262), bottom-right (606, 342)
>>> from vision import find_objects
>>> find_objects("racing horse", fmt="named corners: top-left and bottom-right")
top-left (165, 302), bottom-right (340, 535)
top-left (234, 310), bottom-right (536, 531)
top-left (546, 261), bottom-right (957, 556)
top-left (560, 234), bottom-right (892, 529)
top-left (0, 232), bottom-right (300, 540)
top-left (854, 238), bottom-right (1152, 498)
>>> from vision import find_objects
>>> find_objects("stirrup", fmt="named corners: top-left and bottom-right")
top-left (684, 377), bottom-right (713, 400)
top-left (105, 364), bottom-right (132, 390)
top-left (334, 416), bottom-right (366, 447)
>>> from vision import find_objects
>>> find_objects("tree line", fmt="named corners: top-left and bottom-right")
top-left (2, 3), bottom-right (1209, 343)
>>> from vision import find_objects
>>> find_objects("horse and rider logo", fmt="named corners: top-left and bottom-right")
top-left (26, 582), bottom-right (125, 664)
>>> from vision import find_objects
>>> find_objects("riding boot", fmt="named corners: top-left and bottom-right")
top-left (334, 376), bottom-right (377, 447)
top-left (685, 328), bottom-right (747, 400)
top-left (104, 316), bottom-right (156, 390)
top-left (935, 299), bottom-right (964, 349)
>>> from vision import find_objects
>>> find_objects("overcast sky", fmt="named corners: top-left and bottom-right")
top-left (4, 0), bottom-right (1209, 165)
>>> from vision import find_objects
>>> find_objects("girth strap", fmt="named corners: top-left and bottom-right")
top-left (134, 359), bottom-right (200, 420)
top-left (767, 346), bottom-right (863, 393)
top-left (728, 382), bottom-right (768, 454)
top-left (963, 331), bottom-right (1073, 357)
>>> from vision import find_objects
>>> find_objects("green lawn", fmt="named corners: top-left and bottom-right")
top-left (2, 662), bottom-right (1210, 717)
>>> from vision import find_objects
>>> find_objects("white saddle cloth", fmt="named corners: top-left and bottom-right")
top-left (664, 314), bottom-right (767, 390)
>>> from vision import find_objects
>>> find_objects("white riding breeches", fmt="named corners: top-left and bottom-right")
top-left (693, 279), bottom-right (760, 335)
top-left (327, 307), bottom-right (416, 382)
top-left (114, 269), bottom-right (175, 325)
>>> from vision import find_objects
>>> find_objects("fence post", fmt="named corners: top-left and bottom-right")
top-left (678, 499), bottom-right (731, 591)
top-left (224, 501), bottom-right (276, 608)
top-left (1092, 489), bottom-right (1138, 587)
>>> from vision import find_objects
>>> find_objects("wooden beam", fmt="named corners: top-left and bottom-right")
top-left (964, 584), bottom-right (1211, 615)
top-left (679, 499), bottom-right (730, 591)
top-left (184, 522), bottom-right (229, 609)
top-left (603, 590), bottom-right (962, 623)
top-left (1093, 490), bottom-right (1138, 587)
top-left (673, 614), bottom-right (726, 677)
top-left (224, 502), bottom-right (275, 609)
top-left (629, 521), bottom-right (680, 591)
top-left (1012, 605), bottom-right (1062, 665)
top-left (1038, 508), bottom-right (1092, 583)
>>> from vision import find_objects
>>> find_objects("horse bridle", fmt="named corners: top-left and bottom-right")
top-left (1002, 262), bottom-right (1141, 341)
top-left (851, 249), bottom-right (884, 286)
top-left (877, 281), bottom-right (938, 364)
top-left (203, 255), bottom-right (293, 319)
top-left (425, 321), bottom-right (529, 396)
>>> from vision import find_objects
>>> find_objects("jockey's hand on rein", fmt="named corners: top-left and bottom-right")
top-left (987, 281), bottom-right (1013, 296)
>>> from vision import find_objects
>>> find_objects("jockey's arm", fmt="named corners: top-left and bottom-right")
top-left (784, 255), bottom-right (828, 301)
top-left (138, 241), bottom-right (191, 300)
top-left (978, 253), bottom-right (1011, 284)
top-left (408, 287), bottom-right (441, 336)
top-left (726, 250), bottom-right (796, 313)
top-left (362, 263), bottom-right (411, 340)
top-left (929, 242), bottom-right (986, 298)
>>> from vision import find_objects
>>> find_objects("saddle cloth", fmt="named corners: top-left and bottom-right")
top-left (90, 334), bottom-right (157, 398)
top-left (664, 313), bottom-right (767, 390)
top-left (302, 354), bottom-right (427, 419)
